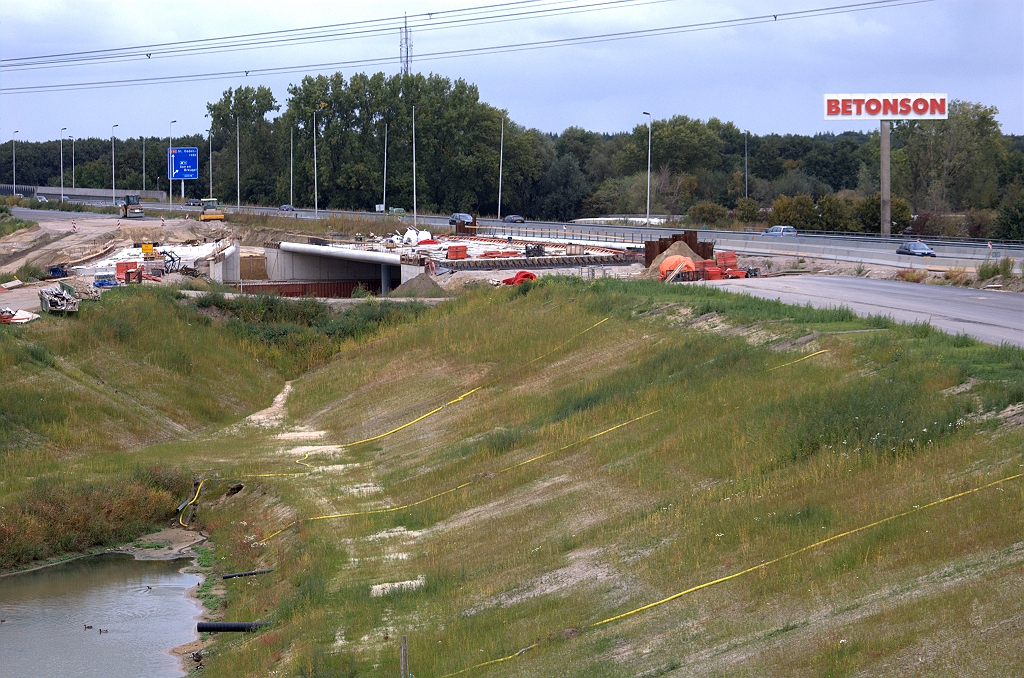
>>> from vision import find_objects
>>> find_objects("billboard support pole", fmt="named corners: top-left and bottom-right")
top-left (880, 120), bottom-right (891, 237)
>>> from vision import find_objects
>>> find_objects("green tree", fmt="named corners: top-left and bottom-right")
top-left (618, 115), bottom-right (722, 176)
top-left (993, 197), bottom-right (1024, 240)
top-left (536, 155), bottom-right (589, 221)
top-left (816, 193), bottom-right (856, 232)
top-left (893, 100), bottom-right (1004, 212)
top-left (852, 193), bottom-right (912, 233)
top-left (735, 197), bottom-right (761, 223)
top-left (688, 200), bottom-right (728, 225)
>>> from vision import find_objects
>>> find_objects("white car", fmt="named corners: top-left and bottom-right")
top-left (762, 225), bottom-right (797, 236)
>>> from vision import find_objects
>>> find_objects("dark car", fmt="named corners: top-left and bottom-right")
top-left (185, 198), bottom-right (202, 207)
top-left (449, 212), bottom-right (474, 226)
top-left (279, 204), bottom-right (296, 212)
top-left (896, 241), bottom-right (936, 257)
top-left (502, 214), bottom-right (525, 223)
top-left (762, 225), bottom-right (797, 236)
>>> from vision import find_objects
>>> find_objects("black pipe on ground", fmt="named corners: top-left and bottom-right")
top-left (197, 622), bottom-right (268, 633)
top-left (222, 569), bottom-right (274, 580)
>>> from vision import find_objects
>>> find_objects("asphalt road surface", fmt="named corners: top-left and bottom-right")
top-left (710, 276), bottom-right (1024, 347)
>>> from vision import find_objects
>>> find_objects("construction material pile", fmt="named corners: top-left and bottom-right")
top-left (38, 287), bottom-right (80, 314)
top-left (643, 241), bottom-right (706, 279)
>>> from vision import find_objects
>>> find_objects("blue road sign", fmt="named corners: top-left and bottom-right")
top-left (168, 147), bottom-right (199, 180)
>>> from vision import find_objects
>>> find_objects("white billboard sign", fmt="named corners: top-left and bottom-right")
top-left (824, 93), bottom-right (948, 120)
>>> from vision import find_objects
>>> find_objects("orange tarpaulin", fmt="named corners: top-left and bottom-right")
top-left (658, 255), bottom-right (695, 280)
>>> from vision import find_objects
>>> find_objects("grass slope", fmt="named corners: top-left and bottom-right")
top-left (136, 278), bottom-right (1024, 677)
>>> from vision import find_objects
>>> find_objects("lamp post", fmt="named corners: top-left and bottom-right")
top-left (143, 137), bottom-right (146, 192)
top-left (498, 115), bottom-right (504, 220)
top-left (169, 120), bottom-right (176, 211)
top-left (382, 122), bottom-right (388, 214)
top-left (208, 128), bottom-right (214, 198)
top-left (72, 135), bottom-right (75, 189)
top-left (412, 105), bottom-right (417, 228)
top-left (12, 131), bottom-right (18, 196)
top-left (60, 128), bottom-right (66, 202)
top-left (290, 125), bottom-right (294, 207)
top-left (111, 124), bottom-right (119, 205)
top-left (313, 103), bottom-right (325, 220)
top-left (744, 129), bottom-right (749, 199)
top-left (643, 111), bottom-right (653, 225)
top-left (236, 116), bottom-right (240, 210)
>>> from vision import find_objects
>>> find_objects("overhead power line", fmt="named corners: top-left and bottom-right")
top-left (0, 0), bottom-right (668, 72)
top-left (0, 0), bottom-right (937, 95)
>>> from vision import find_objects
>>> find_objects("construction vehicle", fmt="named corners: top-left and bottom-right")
top-left (199, 198), bottom-right (225, 222)
top-left (120, 194), bottom-right (145, 219)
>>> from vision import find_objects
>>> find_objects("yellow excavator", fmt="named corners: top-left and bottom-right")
top-left (199, 198), bottom-right (225, 222)
top-left (120, 194), bottom-right (145, 219)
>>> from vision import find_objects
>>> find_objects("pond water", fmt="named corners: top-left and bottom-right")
top-left (0, 553), bottom-right (202, 678)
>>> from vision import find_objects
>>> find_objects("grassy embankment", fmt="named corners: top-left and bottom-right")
top-left (0, 204), bottom-right (36, 238)
top-left (100, 277), bottom-right (1020, 677)
top-left (0, 288), bottom-right (427, 569)
top-left (3, 279), bottom-right (1023, 674)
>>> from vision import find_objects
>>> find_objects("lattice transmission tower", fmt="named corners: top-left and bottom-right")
top-left (400, 14), bottom-right (412, 76)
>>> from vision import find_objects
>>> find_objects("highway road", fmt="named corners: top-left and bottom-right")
top-left (709, 276), bottom-right (1024, 347)
top-left (13, 204), bottom-right (1023, 271)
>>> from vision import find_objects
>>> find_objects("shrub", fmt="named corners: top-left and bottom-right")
top-left (998, 257), bottom-right (1016, 278)
top-left (688, 200), bottom-right (728, 226)
top-left (896, 269), bottom-right (927, 283)
top-left (853, 193), bottom-right (912, 233)
top-left (976, 259), bottom-right (1000, 281)
top-left (735, 197), bottom-right (760, 223)
top-left (816, 193), bottom-right (856, 231)
top-left (943, 267), bottom-right (970, 285)
top-left (993, 197), bottom-right (1024, 240)
top-left (14, 263), bottom-right (45, 281)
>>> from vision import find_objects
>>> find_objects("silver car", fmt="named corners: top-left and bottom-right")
top-left (762, 225), bottom-right (797, 236)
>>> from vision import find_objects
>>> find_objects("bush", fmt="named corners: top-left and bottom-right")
top-left (977, 259), bottom-right (1000, 281)
top-left (735, 197), bottom-right (760, 223)
top-left (943, 267), bottom-right (970, 285)
top-left (687, 200), bottom-right (728, 225)
top-left (993, 197), bottom-right (1024, 240)
top-left (14, 263), bottom-right (45, 281)
top-left (816, 193), bottom-right (857, 231)
top-left (998, 257), bottom-right (1016, 278)
top-left (896, 268), bottom-right (927, 283)
top-left (853, 193), bottom-right (912, 233)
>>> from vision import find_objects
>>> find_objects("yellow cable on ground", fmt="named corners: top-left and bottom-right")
top-left (429, 469), bottom-right (1024, 676)
top-left (590, 469), bottom-right (1024, 626)
top-left (341, 317), bottom-right (609, 448)
top-left (260, 411), bottom-right (657, 543)
top-left (437, 644), bottom-right (540, 678)
top-left (767, 349), bottom-right (828, 371)
top-left (178, 478), bottom-right (207, 527)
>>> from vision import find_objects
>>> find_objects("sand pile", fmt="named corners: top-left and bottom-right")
top-left (389, 272), bottom-right (447, 298)
top-left (642, 241), bottom-right (706, 278)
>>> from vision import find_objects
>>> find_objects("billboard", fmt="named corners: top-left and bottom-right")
top-left (824, 94), bottom-right (948, 120)
top-left (168, 147), bottom-right (199, 180)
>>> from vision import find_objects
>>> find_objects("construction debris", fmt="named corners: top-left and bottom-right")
top-left (38, 287), bottom-right (80, 314)
top-left (0, 307), bottom-right (39, 324)
top-left (389, 273), bottom-right (447, 298)
top-left (643, 241), bottom-right (706, 279)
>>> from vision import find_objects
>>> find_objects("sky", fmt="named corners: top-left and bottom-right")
top-left (1, 0), bottom-right (1022, 143)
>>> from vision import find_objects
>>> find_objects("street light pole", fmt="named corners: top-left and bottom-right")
top-left (72, 136), bottom-right (75, 189)
top-left (382, 122), bottom-right (388, 214)
top-left (169, 120), bottom-right (176, 211)
top-left (236, 116), bottom-right (240, 210)
top-left (498, 116), bottom-right (504, 220)
top-left (208, 128), bottom-right (213, 198)
top-left (290, 126), bottom-right (294, 206)
top-left (143, 137), bottom-right (146, 192)
top-left (111, 124), bottom-right (119, 205)
top-left (313, 105), bottom-right (321, 220)
top-left (643, 111), bottom-right (653, 225)
top-left (12, 131), bottom-right (18, 196)
top-left (412, 105), bottom-right (417, 228)
top-left (60, 128), bottom-right (66, 202)
top-left (744, 129), bottom-right (749, 199)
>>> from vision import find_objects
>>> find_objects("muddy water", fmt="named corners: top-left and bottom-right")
top-left (0, 553), bottom-right (202, 678)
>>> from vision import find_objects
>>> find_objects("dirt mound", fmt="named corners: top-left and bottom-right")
top-left (642, 241), bottom-right (706, 278)
top-left (389, 272), bottom-right (447, 298)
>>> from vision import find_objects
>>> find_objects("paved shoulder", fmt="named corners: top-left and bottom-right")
top-left (709, 275), bottom-right (1024, 347)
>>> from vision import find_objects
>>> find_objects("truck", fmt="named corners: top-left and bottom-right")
top-left (120, 194), bottom-right (144, 219)
top-left (199, 198), bottom-right (225, 222)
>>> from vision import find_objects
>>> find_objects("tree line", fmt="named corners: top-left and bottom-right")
top-left (3, 72), bottom-right (1023, 238)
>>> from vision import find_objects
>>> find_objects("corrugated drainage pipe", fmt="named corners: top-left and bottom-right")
top-left (197, 622), bottom-right (268, 633)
